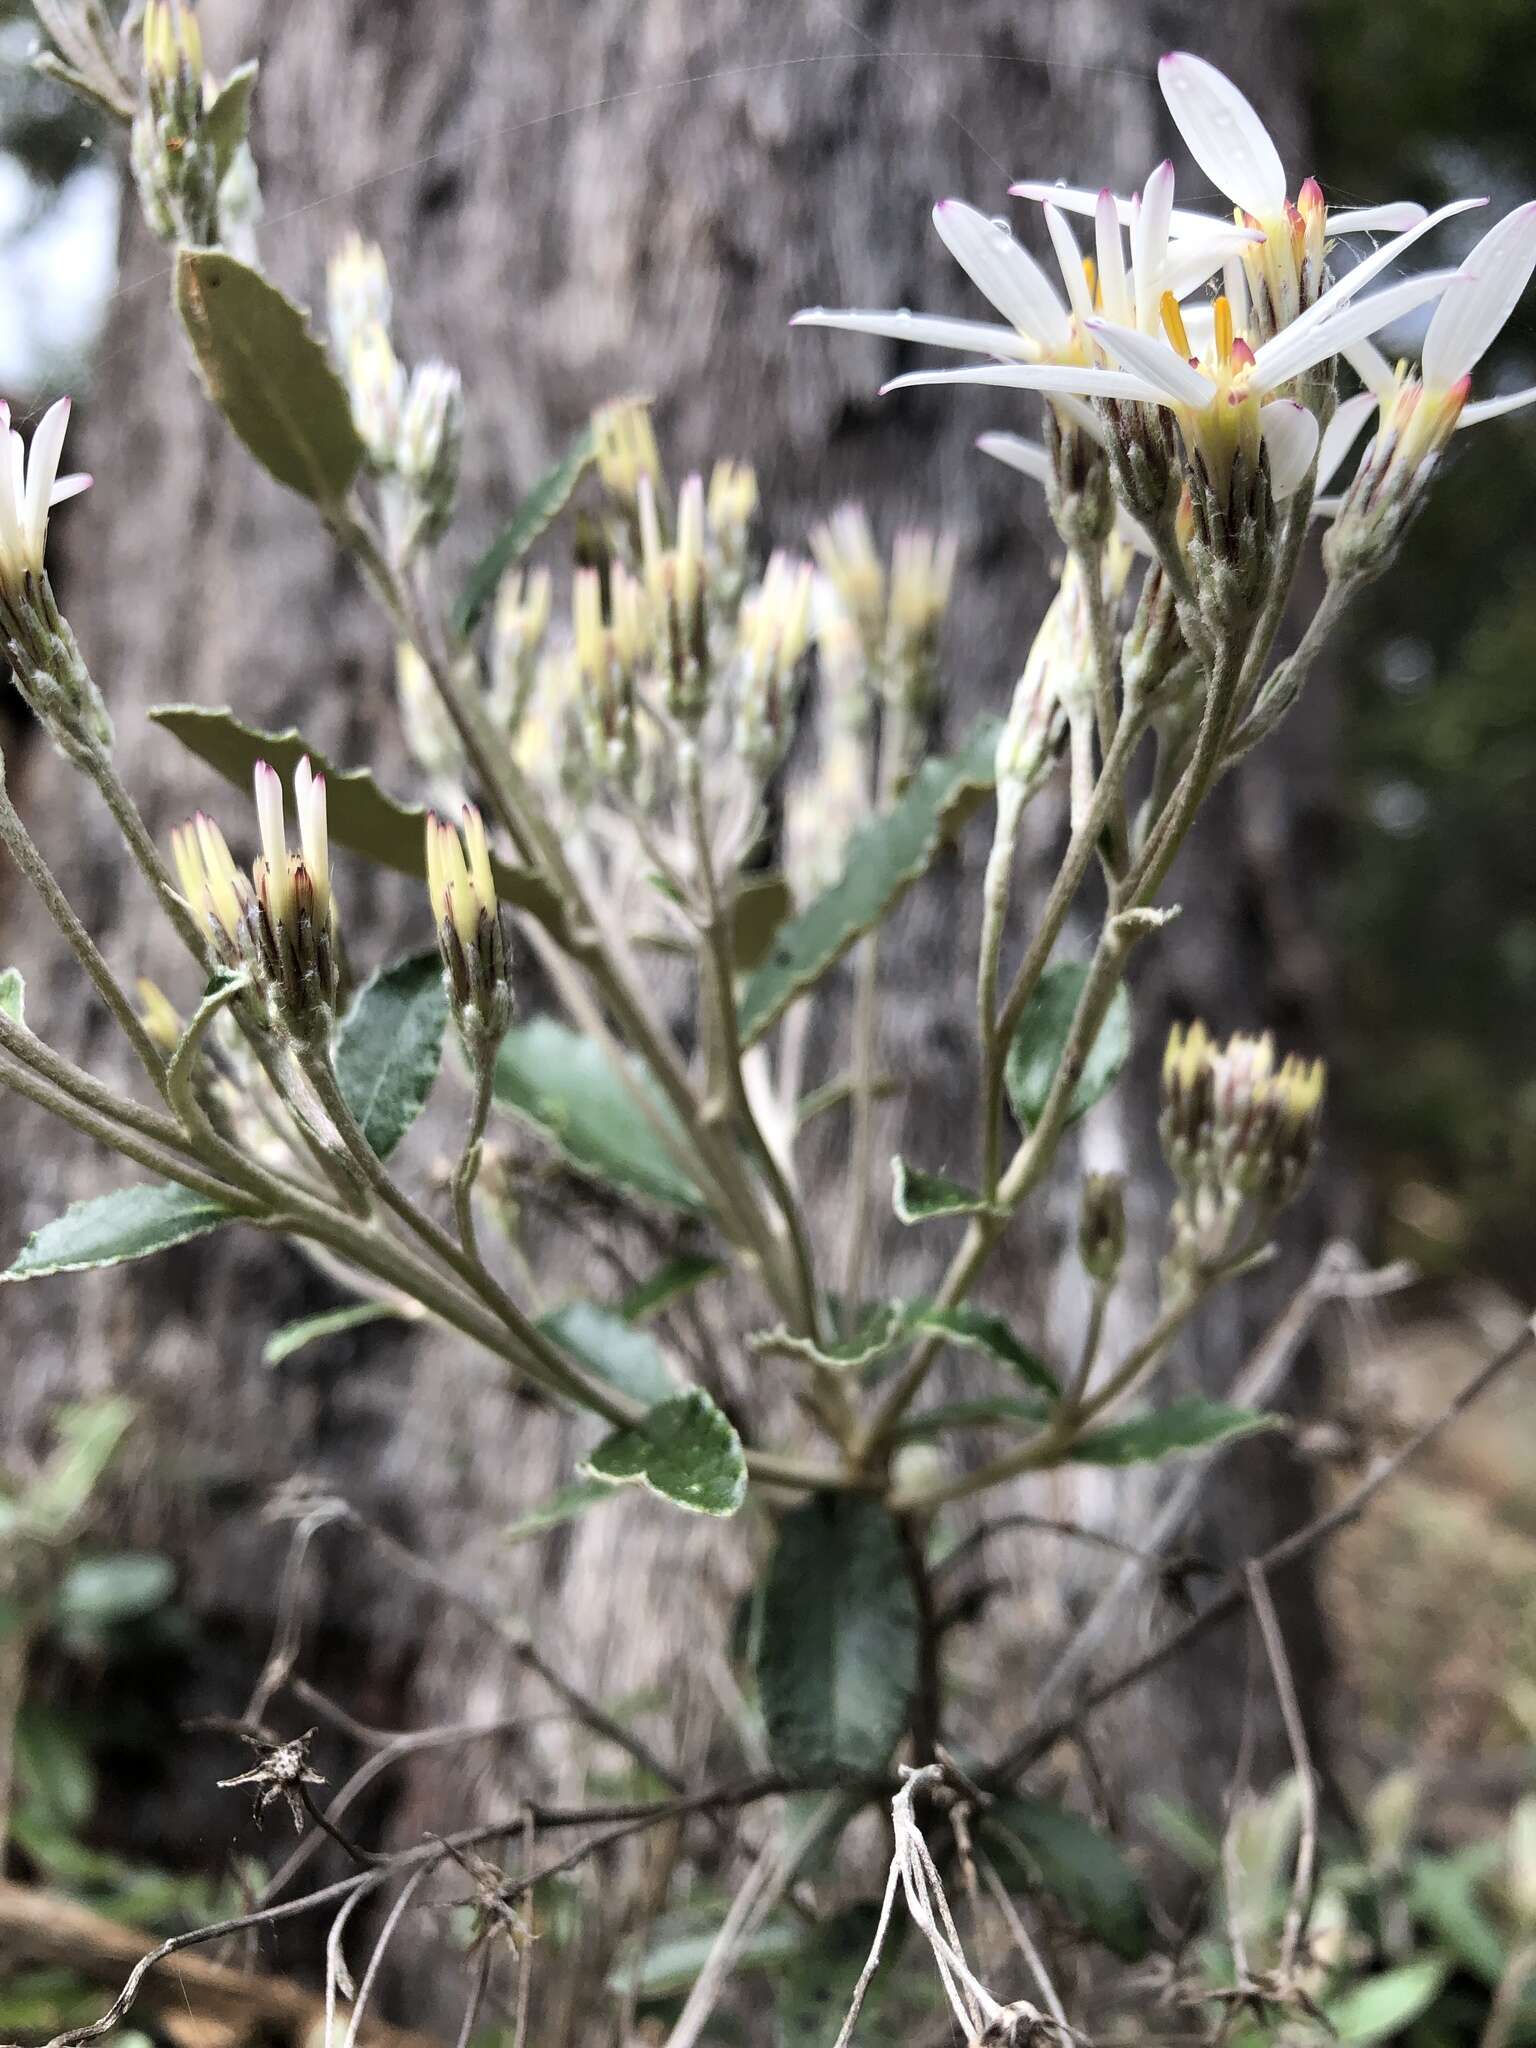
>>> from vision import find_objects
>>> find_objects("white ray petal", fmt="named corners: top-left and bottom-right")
top-left (22, 398), bottom-right (70, 558)
top-left (48, 472), bottom-right (92, 505)
top-left (1095, 190), bottom-right (1132, 326)
top-left (1085, 316), bottom-right (1214, 408)
top-left (975, 432), bottom-right (1051, 483)
top-left (1043, 203), bottom-right (1092, 326)
top-left (1342, 337), bottom-right (1397, 398)
top-left (1314, 390), bottom-right (1379, 491)
top-left (1311, 494), bottom-right (1343, 520)
top-left (1422, 199), bottom-right (1536, 386)
top-left (1329, 202), bottom-right (1427, 234)
top-left (254, 761), bottom-right (288, 882)
top-left (1259, 399), bottom-right (1320, 498)
top-left (932, 200), bottom-right (1071, 349)
top-left (1132, 160), bottom-right (1176, 332)
top-left (1307, 196), bottom-right (1486, 324)
top-left (1253, 269), bottom-right (1468, 391)
top-left (880, 361), bottom-right (1162, 401)
top-left (1157, 236), bottom-right (1245, 302)
top-left (1008, 180), bottom-right (1263, 242)
top-left (1460, 382), bottom-right (1536, 427)
top-left (1158, 51), bottom-right (1288, 220)
top-left (792, 307), bottom-right (1037, 360)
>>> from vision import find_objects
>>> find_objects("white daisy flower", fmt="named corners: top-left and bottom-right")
top-left (1324, 200), bottom-right (1536, 506)
top-left (0, 398), bottom-right (91, 594)
top-left (1014, 54), bottom-right (1439, 338)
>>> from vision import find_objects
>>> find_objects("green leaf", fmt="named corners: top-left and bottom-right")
top-left (334, 950), bottom-right (448, 1160)
top-left (54, 1554), bottom-right (175, 1631)
top-left (175, 247), bottom-right (363, 507)
top-left (757, 1495), bottom-right (918, 1778)
top-left (582, 1389), bottom-right (747, 1517)
top-left (1067, 1396), bottom-right (1285, 1467)
top-left (538, 1301), bottom-right (677, 1407)
top-left (1003, 961), bottom-right (1133, 1134)
top-left (1409, 1851), bottom-right (1508, 1986)
top-left (732, 873), bottom-right (794, 972)
top-left (3, 1183), bottom-right (232, 1281)
top-left (262, 1301), bottom-right (405, 1367)
top-left (0, 966), bottom-right (23, 1025)
top-left (774, 1902), bottom-right (907, 2045)
top-left (620, 1255), bottom-right (723, 1323)
top-left (503, 1478), bottom-right (617, 1546)
top-left (454, 423), bottom-right (597, 634)
top-left (891, 1395), bottom-right (1049, 1443)
top-left (492, 1015), bottom-right (704, 1211)
top-left (979, 1794), bottom-right (1152, 1961)
top-left (908, 1304), bottom-right (1060, 1397)
top-left (15, 1705), bottom-right (95, 1830)
top-left (149, 706), bottom-right (571, 935)
top-left (203, 60), bottom-right (259, 184)
top-left (737, 719), bottom-right (1001, 1046)
top-left (752, 1304), bottom-right (908, 1371)
top-left (24, 1400), bottom-right (135, 1534)
top-left (606, 1906), bottom-right (803, 2000)
top-left (1327, 1959), bottom-right (1448, 2046)
top-left (891, 1156), bottom-right (999, 1225)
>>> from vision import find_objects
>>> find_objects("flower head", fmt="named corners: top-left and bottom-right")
top-left (426, 803), bottom-right (511, 1049)
top-left (396, 359), bottom-right (464, 540)
top-left (734, 551), bottom-right (814, 773)
top-left (593, 397), bottom-right (663, 508)
top-left (250, 758), bottom-right (339, 1023)
top-left (171, 811), bottom-right (252, 966)
top-left (0, 399), bottom-right (91, 599)
top-left (1161, 1020), bottom-right (1325, 1215)
top-left (327, 232), bottom-right (393, 361)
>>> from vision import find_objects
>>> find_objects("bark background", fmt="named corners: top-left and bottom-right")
top-left (0, 0), bottom-right (1350, 2028)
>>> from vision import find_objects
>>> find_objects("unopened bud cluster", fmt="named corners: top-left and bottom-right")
top-left (327, 235), bottom-right (463, 550)
top-left (811, 504), bottom-right (957, 778)
top-left (425, 805), bottom-right (511, 1059)
top-left (1323, 367), bottom-right (1467, 584)
top-left (131, 2), bottom-right (217, 244)
top-left (172, 758), bottom-right (339, 1037)
top-left (1077, 1172), bottom-right (1127, 1286)
top-left (1159, 1020), bottom-right (1325, 1283)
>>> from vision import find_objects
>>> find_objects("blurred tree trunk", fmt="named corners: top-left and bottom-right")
top-left (0, 0), bottom-right (1347, 2021)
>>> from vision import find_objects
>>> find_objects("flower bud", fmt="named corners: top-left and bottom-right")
top-left (639, 472), bottom-right (710, 726)
top-left (734, 551), bottom-right (814, 775)
top-left (171, 811), bottom-right (253, 971)
top-left (397, 360), bottom-right (464, 543)
top-left (133, 3), bottom-right (217, 245)
top-left (488, 566), bottom-right (552, 729)
top-left (250, 757), bottom-right (340, 1031)
top-left (426, 804), bottom-right (512, 1056)
top-left (593, 397), bottom-right (663, 509)
top-left (346, 325), bottom-right (408, 469)
top-left (135, 978), bottom-right (184, 1055)
top-left (810, 505), bottom-right (885, 665)
top-left (1078, 1172), bottom-right (1127, 1285)
top-left (1043, 402), bottom-right (1114, 549)
top-left (1160, 1020), bottom-right (1325, 1282)
top-left (327, 233), bottom-right (392, 363)
top-left (1100, 394), bottom-right (1182, 531)
top-left (707, 459), bottom-right (758, 601)
top-left (395, 641), bottom-right (466, 797)
top-left (884, 527), bottom-right (957, 734)
top-left (784, 725), bottom-right (867, 897)
top-left (572, 566), bottom-right (643, 787)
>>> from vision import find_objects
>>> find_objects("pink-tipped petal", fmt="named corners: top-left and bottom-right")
top-left (931, 199), bottom-right (1072, 350)
top-left (1329, 201), bottom-right (1428, 234)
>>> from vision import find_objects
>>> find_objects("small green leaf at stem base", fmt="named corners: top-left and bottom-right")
top-left (262, 1300), bottom-right (406, 1367)
top-left (538, 1301), bottom-right (677, 1407)
top-left (978, 1793), bottom-right (1152, 1961)
top-left (581, 1389), bottom-right (747, 1517)
top-left (619, 1255), bottom-right (723, 1323)
top-left (492, 1016), bottom-right (704, 1212)
top-left (175, 248), bottom-right (363, 507)
top-left (3, 1184), bottom-right (232, 1281)
top-left (334, 950), bottom-right (448, 1160)
top-left (1326, 1959), bottom-right (1448, 2046)
top-left (203, 60), bottom-right (259, 184)
top-left (1067, 1395), bottom-right (1284, 1466)
top-left (453, 423), bottom-right (597, 635)
top-left (737, 718), bottom-right (1001, 1047)
top-left (1004, 960), bottom-right (1133, 1134)
top-left (756, 1494), bottom-right (918, 1779)
top-left (503, 1478), bottom-right (617, 1546)
top-left (891, 1157), bottom-right (1000, 1225)
top-left (0, 965), bottom-right (24, 1024)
